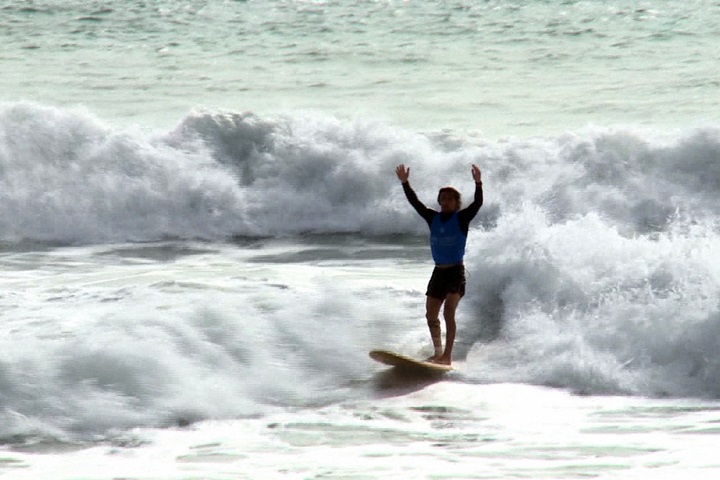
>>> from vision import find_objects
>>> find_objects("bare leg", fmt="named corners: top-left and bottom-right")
top-left (425, 296), bottom-right (444, 360)
top-left (435, 293), bottom-right (461, 365)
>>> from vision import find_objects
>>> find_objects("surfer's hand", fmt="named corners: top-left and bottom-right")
top-left (471, 164), bottom-right (482, 183)
top-left (395, 164), bottom-right (410, 183)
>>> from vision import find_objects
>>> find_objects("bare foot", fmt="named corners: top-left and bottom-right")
top-left (431, 355), bottom-right (452, 365)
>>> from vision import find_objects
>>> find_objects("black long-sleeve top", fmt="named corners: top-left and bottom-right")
top-left (402, 181), bottom-right (483, 235)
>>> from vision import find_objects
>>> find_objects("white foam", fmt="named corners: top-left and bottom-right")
top-left (3, 102), bottom-right (720, 430)
top-left (2, 103), bottom-right (720, 244)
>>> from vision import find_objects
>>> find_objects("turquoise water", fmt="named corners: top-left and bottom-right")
top-left (2, 0), bottom-right (718, 136)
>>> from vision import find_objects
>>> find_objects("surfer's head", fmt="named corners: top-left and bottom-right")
top-left (437, 187), bottom-right (461, 212)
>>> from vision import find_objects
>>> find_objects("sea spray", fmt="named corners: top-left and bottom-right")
top-left (3, 102), bottom-right (720, 412)
top-left (3, 102), bottom-right (719, 244)
top-left (462, 196), bottom-right (720, 398)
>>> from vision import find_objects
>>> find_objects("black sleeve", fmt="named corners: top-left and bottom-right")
top-left (402, 182), bottom-right (435, 227)
top-left (458, 182), bottom-right (483, 234)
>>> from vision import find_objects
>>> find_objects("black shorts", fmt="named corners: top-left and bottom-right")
top-left (426, 264), bottom-right (466, 300)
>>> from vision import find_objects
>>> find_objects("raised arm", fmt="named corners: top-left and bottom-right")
top-left (459, 164), bottom-right (483, 228)
top-left (396, 164), bottom-right (435, 226)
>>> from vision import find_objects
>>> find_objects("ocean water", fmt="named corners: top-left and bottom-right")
top-left (2, 1), bottom-right (720, 478)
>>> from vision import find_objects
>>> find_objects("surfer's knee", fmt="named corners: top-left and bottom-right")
top-left (426, 316), bottom-right (440, 329)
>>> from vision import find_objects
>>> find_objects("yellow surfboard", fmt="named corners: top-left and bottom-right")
top-left (369, 349), bottom-right (453, 373)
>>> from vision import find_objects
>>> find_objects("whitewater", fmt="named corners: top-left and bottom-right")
top-left (2, 0), bottom-right (720, 478)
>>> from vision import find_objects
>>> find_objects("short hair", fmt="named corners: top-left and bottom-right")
top-left (437, 187), bottom-right (462, 209)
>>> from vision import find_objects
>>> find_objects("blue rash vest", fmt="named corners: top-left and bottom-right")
top-left (430, 212), bottom-right (467, 265)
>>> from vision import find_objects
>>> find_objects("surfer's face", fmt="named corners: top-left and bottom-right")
top-left (438, 191), bottom-right (459, 212)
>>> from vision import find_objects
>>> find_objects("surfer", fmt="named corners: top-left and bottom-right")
top-left (395, 163), bottom-right (483, 365)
